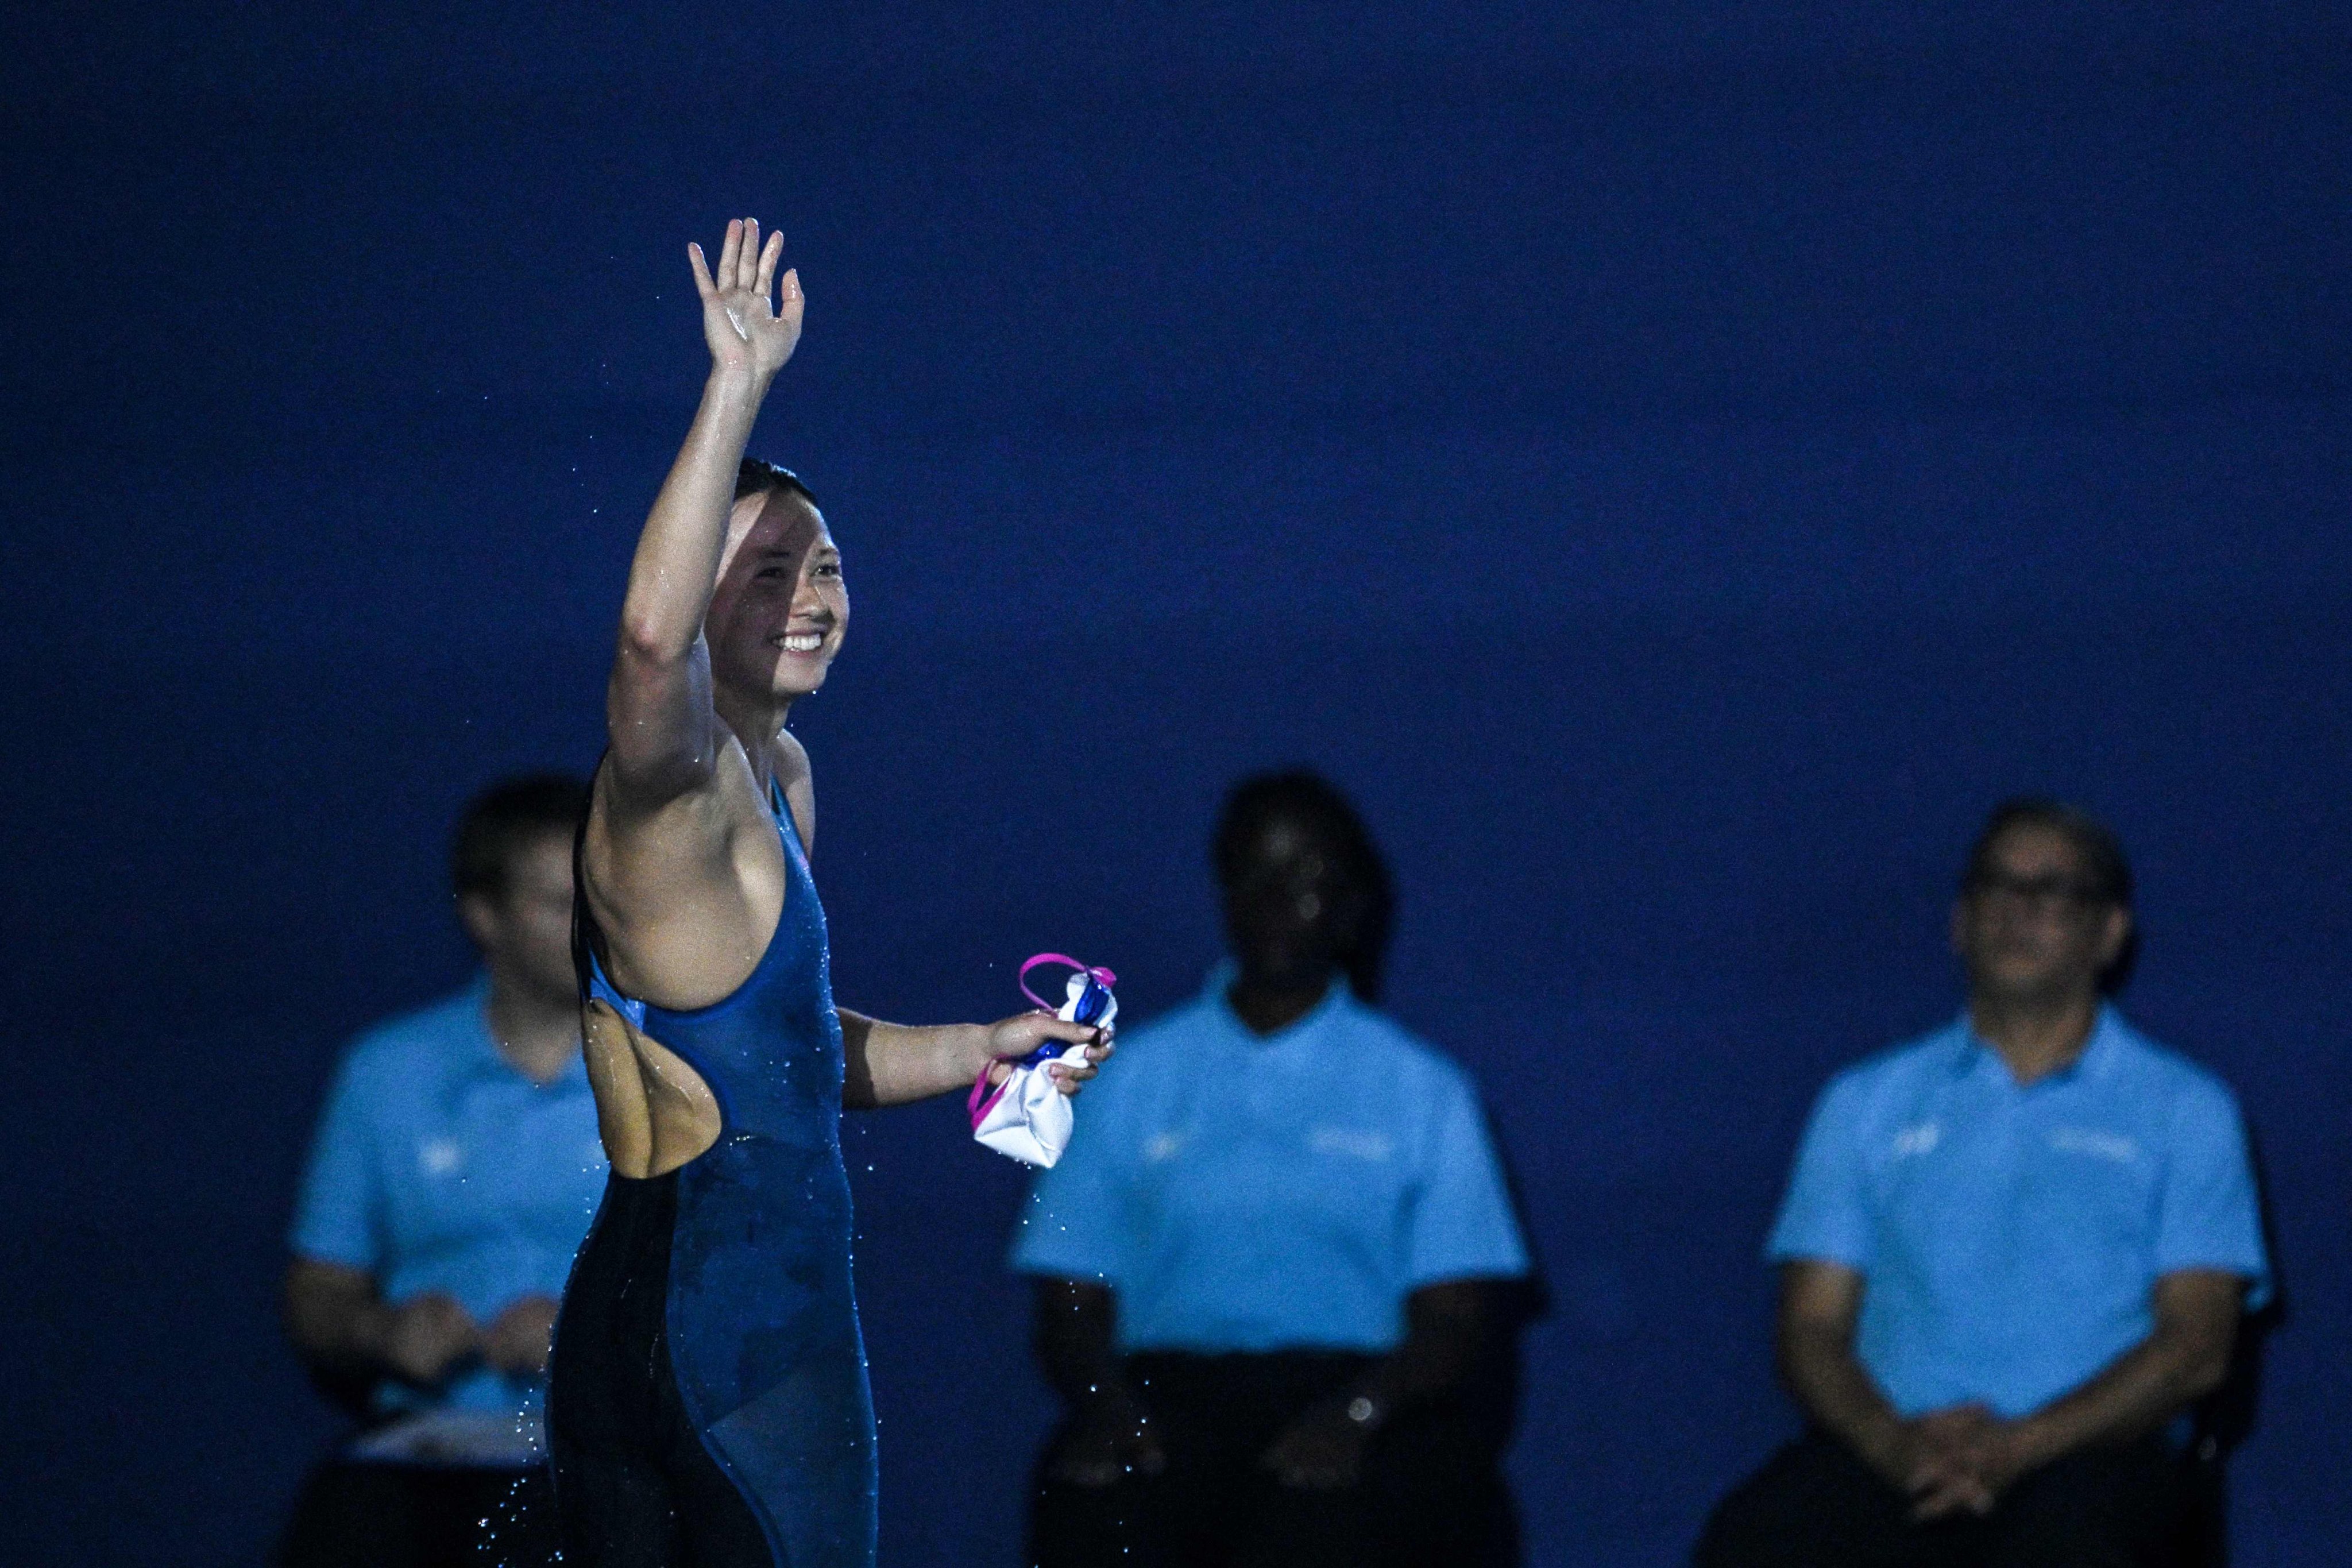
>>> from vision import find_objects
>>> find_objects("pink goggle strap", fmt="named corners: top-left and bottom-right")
top-left (967, 1070), bottom-right (1007, 1125)
top-left (1018, 952), bottom-right (1118, 1014)
top-left (972, 954), bottom-right (1116, 1127)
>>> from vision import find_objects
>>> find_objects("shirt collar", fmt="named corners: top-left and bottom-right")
top-left (1947, 1003), bottom-right (2122, 1088)
top-left (1202, 960), bottom-right (1355, 1049)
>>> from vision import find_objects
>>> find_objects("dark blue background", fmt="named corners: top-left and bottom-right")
top-left (5, 5), bottom-right (2347, 1563)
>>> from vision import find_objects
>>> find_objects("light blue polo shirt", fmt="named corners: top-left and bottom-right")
top-left (1767, 1009), bottom-right (2269, 1419)
top-left (1011, 968), bottom-right (1530, 1354)
top-left (291, 980), bottom-right (608, 1415)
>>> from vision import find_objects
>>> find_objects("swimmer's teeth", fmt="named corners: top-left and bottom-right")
top-left (781, 633), bottom-right (822, 652)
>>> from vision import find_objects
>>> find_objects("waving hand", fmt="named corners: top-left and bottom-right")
top-left (688, 217), bottom-right (803, 383)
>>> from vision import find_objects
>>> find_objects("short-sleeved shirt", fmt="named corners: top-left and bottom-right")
top-left (1767, 1008), bottom-right (2270, 1419)
top-left (1010, 967), bottom-right (1530, 1355)
top-left (291, 980), bottom-right (608, 1415)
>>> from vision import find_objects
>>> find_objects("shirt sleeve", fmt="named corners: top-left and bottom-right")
top-left (288, 1048), bottom-right (385, 1270)
top-left (1766, 1073), bottom-right (1873, 1270)
top-left (1007, 1102), bottom-right (1134, 1287)
top-left (1401, 1071), bottom-right (1530, 1289)
top-left (2153, 1078), bottom-right (2272, 1309)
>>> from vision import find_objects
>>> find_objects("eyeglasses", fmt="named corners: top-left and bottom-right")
top-left (1965, 871), bottom-right (2110, 913)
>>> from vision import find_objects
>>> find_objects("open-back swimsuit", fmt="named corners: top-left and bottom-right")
top-left (549, 779), bottom-right (877, 1567)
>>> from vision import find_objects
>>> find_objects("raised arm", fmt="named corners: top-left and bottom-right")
top-left (605, 218), bottom-right (803, 810)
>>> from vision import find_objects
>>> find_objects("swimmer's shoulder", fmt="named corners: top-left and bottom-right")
top-left (767, 729), bottom-right (817, 852)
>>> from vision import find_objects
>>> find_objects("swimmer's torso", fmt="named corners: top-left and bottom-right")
top-left (553, 764), bottom-right (877, 1567)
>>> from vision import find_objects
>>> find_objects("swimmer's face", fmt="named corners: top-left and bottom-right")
top-left (708, 488), bottom-right (848, 702)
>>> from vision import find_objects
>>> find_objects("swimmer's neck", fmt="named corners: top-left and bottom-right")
top-left (715, 686), bottom-right (797, 794)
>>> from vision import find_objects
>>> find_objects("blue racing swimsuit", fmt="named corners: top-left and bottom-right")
top-left (549, 779), bottom-right (876, 1567)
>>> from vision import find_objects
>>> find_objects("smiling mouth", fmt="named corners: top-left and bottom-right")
top-left (776, 632), bottom-right (824, 654)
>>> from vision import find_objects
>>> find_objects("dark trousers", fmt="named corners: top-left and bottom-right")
top-left (1029, 1351), bottom-right (1519, 1568)
top-left (1694, 1430), bottom-right (2193, 1568)
top-left (277, 1458), bottom-right (560, 1568)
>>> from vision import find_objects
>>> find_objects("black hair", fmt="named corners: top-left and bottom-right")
top-left (1212, 769), bottom-right (1395, 1002)
top-left (1961, 796), bottom-right (2138, 992)
top-left (451, 773), bottom-right (592, 902)
top-left (736, 457), bottom-right (820, 510)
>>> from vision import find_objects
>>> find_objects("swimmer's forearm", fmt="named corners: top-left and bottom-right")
top-left (837, 1010), bottom-right (988, 1109)
top-left (606, 369), bottom-right (770, 790)
top-left (619, 369), bottom-right (766, 663)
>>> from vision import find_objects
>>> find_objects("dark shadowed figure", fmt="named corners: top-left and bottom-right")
top-left (1016, 770), bottom-right (1539, 1568)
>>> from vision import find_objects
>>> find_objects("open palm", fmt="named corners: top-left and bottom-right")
top-left (689, 217), bottom-right (802, 381)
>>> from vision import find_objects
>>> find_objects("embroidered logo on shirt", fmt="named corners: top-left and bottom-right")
top-left (1143, 1131), bottom-right (1185, 1164)
top-left (1308, 1126), bottom-right (1393, 1162)
top-left (1890, 1121), bottom-right (1941, 1159)
top-left (419, 1137), bottom-right (463, 1176)
top-left (2048, 1126), bottom-right (2139, 1164)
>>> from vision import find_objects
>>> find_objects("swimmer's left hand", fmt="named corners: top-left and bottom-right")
top-left (979, 1013), bottom-right (1115, 1097)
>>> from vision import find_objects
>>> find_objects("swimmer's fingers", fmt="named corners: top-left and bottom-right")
top-left (776, 266), bottom-right (804, 338)
top-left (690, 218), bottom-right (802, 374)
top-left (754, 229), bottom-right (785, 302)
top-left (1046, 1032), bottom-right (1114, 1095)
top-left (982, 1012), bottom-right (1110, 1075)
top-left (1053, 1034), bottom-right (1115, 1069)
top-left (736, 217), bottom-right (762, 291)
top-left (723, 218), bottom-right (744, 290)
top-left (716, 217), bottom-right (746, 288)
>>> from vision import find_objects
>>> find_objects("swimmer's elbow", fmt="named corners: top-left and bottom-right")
top-left (616, 612), bottom-right (698, 670)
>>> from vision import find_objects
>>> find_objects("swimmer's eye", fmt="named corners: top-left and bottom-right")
top-left (812, 561), bottom-right (843, 580)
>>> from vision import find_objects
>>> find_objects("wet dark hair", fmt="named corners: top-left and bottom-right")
top-left (1212, 769), bottom-right (1395, 1001)
top-left (736, 457), bottom-right (820, 510)
top-left (452, 773), bottom-right (592, 901)
top-left (1961, 796), bottom-right (2137, 992)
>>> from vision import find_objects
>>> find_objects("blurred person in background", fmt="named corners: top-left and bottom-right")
top-left (277, 774), bottom-right (600, 1568)
top-left (1014, 770), bottom-right (1538, 1568)
top-left (1694, 800), bottom-right (2271, 1568)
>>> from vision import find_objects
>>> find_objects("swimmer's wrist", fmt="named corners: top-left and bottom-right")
top-left (955, 1022), bottom-right (998, 1075)
top-left (703, 361), bottom-right (775, 405)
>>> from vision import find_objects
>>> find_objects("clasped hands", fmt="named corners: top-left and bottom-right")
top-left (1879, 1403), bottom-right (2035, 1520)
top-left (379, 1291), bottom-right (559, 1387)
